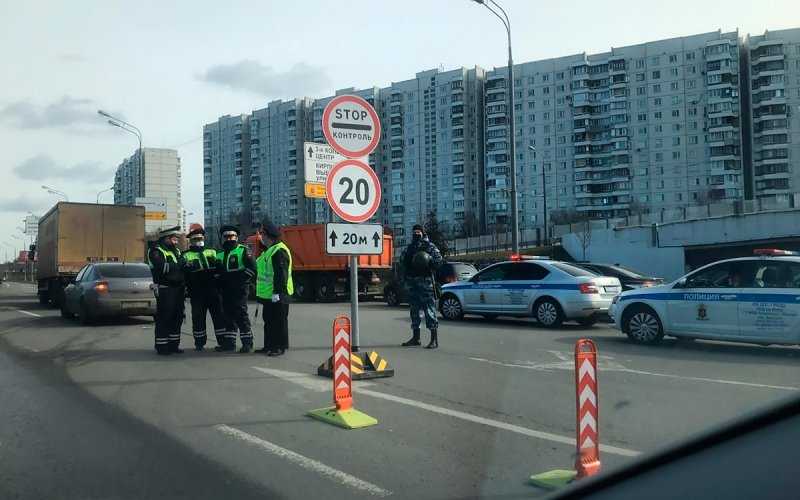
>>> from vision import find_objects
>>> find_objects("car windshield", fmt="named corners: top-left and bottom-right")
top-left (594, 264), bottom-right (648, 279)
top-left (95, 264), bottom-right (152, 278)
top-left (449, 263), bottom-right (477, 275)
top-left (551, 262), bottom-right (597, 277)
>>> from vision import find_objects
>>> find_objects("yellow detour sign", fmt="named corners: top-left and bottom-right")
top-left (304, 182), bottom-right (326, 199)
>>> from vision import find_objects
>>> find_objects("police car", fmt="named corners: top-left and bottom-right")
top-left (438, 255), bottom-right (622, 327)
top-left (610, 249), bottom-right (800, 345)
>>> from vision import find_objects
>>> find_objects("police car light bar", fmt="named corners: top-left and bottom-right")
top-left (753, 248), bottom-right (799, 256)
top-left (510, 254), bottom-right (551, 261)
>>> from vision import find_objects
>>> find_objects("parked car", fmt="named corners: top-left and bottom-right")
top-left (439, 255), bottom-right (622, 327)
top-left (573, 262), bottom-right (664, 291)
top-left (60, 262), bottom-right (156, 324)
top-left (384, 261), bottom-right (478, 306)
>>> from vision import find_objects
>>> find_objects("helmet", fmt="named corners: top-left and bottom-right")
top-left (412, 250), bottom-right (432, 273)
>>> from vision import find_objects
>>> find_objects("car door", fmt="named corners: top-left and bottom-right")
top-left (737, 260), bottom-right (800, 343)
top-left (64, 265), bottom-right (90, 313)
top-left (667, 261), bottom-right (741, 337)
top-left (503, 262), bottom-right (550, 314)
top-left (462, 264), bottom-right (510, 313)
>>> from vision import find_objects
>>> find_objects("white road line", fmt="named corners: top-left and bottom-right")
top-left (253, 367), bottom-right (639, 458)
top-left (17, 310), bottom-right (42, 318)
top-left (252, 366), bottom-right (374, 392)
top-left (215, 424), bottom-right (391, 497)
top-left (469, 357), bottom-right (799, 392)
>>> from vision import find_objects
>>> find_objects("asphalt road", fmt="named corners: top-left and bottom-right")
top-left (1, 280), bottom-right (797, 499)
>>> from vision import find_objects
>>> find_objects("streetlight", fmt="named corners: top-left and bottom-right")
top-left (530, 145), bottom-right (547, 246)
top-left (471, 0), bottom-right (519, 254)
top-left (98, 110), bottom-right (143, 185)
top-left (96, 186), bottom-right (114, 204)
top-left (41, 185), bottom-right (69, 201)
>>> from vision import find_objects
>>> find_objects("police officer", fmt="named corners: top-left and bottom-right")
top-left (183, 224), bottom-right (226, 351)
top-left (254, 222), bottom-right (293, 357)
top-left (401, 224), bottom-right (443, 349)
top-left (148, 226), bottom-right (185, 355)
top-left (216, 225), bottom-right (256, 353)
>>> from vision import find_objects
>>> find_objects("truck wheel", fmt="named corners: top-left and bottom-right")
top-left (385, 287), bottom-right (400, 307)
top-left (316, 278), bottom-right (335, 302)
top-left (293, 276), bottom-right (312, 302)
top-left (622, 305), bottom-right (664, 344)
top-left (534, 298), bottom-right (564, 328)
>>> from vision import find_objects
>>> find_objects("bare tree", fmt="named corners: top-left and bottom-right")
top-left (460, 211), bottom-right (480, 238)
top-left (576, 214), bottom-right (592, 261)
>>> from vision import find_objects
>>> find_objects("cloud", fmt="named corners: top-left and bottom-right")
top-left (0, 96), bottom-right (108, 131)
top-left (0, 194), bottom-right (52, 214)
top-left (13, 154), bottom-right (115, 185)
top-left (198, 60), bottom-right (331, 97)
top-left (58, 53), bottom-right (87, 63)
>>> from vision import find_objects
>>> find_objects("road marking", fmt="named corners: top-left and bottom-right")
top-left (17, 310), bottom-right (42, 318)
top-left (251, 366), bottom-right (373, 392)
top-left (252, 367), bottom-right (639, 457)
top-left (215, 424), bottom-right (391, 497)
top-left (469, 356), bottom-right (799, 392)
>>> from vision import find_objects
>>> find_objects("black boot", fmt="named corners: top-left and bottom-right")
top-left (425, 328), bottom-right (438, 349)
top-left (402, 329), bottom-right (421, 347)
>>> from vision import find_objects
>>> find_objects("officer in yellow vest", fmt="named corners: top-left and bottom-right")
top-left (254, 222), bottom-right (293, 356)
top-left (183, 224), bottom-right (226, 351)
top-left (148, 226), bottom-right (185, 355)
top-left (217, 225), bottom-right (257, 353)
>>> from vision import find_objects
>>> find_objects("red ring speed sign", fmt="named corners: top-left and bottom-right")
top-left (322, 95), bottom-right (381, 158)
top-left (325, 159), bottom-right (382, 223)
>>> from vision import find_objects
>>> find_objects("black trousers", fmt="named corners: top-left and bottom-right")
top-left (263, 302), bottom-right (289, 351)
top-left (154, 285), bottom-right (185, 353)
top-left (221, 287), bottom-right (252, 348)
top-left (189, 288), bottom-right (225, 347)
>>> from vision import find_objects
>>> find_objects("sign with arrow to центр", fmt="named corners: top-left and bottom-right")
top-left (325, 223), bottom-right (383, 255)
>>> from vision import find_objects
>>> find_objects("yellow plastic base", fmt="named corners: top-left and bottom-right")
top-left (307, 406), bottom-right (378, 429)
top-left (529, 469), bottom-right (577, 490)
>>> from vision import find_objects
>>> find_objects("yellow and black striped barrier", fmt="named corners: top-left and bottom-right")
top-left (317, 350), bottom-right (395, 380)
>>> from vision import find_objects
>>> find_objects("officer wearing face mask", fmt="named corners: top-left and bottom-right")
top-left (401, 224), bottom-right (443, 349)
top-left (148, 226), bottom-right (185, 355)
top-left (254, 221), bottom-right (293, 357)
top-left (182, 223), bottom-right (226, 351)
top-left (216, 225), bottom-right (257, 353)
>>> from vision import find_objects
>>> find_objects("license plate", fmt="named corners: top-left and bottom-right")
top-left (603, 286), bottom-right (620, 294)
top-left (122, 301), bottom-right (149, 309)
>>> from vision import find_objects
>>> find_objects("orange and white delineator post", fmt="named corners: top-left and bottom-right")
top-left (574, 338), bottom-right (601, 478)
top-left (307, 315), bottom-right (377, 429)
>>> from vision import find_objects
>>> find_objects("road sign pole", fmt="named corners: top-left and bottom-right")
top-left (350, 255), bottom-right (360, 352)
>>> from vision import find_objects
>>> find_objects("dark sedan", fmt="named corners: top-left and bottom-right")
top-left (61, 262), bottom-right (156, 324)
top-left (573, 262), bottom-right (664, 291)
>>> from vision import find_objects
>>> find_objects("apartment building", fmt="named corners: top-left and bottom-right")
top-left (114, 147), bottom-right (182, 234)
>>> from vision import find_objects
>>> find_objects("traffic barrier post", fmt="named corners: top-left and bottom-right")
top-left (308, 315), bottom-right (377, 429)
top-left (529, 338), bottom-right (601, 489)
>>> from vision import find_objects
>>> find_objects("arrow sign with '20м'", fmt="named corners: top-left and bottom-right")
top-left (326, 223), bottom-right (383, 255)
top-left (322, 95), bottom-right (381, 158)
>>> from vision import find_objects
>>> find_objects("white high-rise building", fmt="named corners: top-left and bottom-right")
top-left (114, 147), bottom-right (183, 234)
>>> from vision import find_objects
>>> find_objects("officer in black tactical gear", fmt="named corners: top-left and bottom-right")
top-left (148, 226), bottom-right (185, 355)
top-left (216, 225), bottom-right (257, 353)
top-left (401, 224), bottom-right (443, 348)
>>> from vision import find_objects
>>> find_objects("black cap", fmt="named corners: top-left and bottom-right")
top-left (187, 223), bottom-right (205, 238)
top-left (220, 225), bottom-right (240, 236)
top-left (262, 223), bottom-right (281, 239)
top-left (158, 226), bottom-right (181, 239)
top-left (412, 224), bottom-right (425, 233)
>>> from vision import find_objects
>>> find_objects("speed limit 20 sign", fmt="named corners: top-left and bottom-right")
top-left (326, 159), bottom-right (381, 223)
top-left (322, 95), bottom-right (381, 158)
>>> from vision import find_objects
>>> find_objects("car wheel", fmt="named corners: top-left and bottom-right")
top-left (623, 306), bottom-right (664, 344)
top-left (60, 304), bottom-right (73, 319)
top-left (316, 278), bottom-right (335, 302)
top-left (482, 314), bottom-right (498, 320)
top-left (38, 293), bottom-right (49, 305)
top-left (78, 300), bottom-right (94, 326)
top-left (440, 294), bottom-right (464, 320)
top-left (534, 298), bottom-right (564, 328)
top-left (577, 317), bottom-right (597, 327)
top-left (385, 287), bottom-right (400, 307)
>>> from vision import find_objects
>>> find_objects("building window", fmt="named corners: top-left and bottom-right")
top-left (672, 151), bottom-right (681, 160)
top-left (669, 54), bottom-right (678, 63)
top-left (636, 73), bottom-right (645, 81)
top-left (635, 59), bottom-right (645, 69)
top-left (652, 84), bottom-right (661, 93)
top-left (638, 113), bottom-right (647, 121)
top-left (687, 80), bottom-right (696, 89)
top-left (670, 82), bottom-right (679, 90)
top-left (654, 111), bottom-right (662, 119)
top-left (637, 86), bottom-right (646, 95)
top-left (670, 68), bottom-right (679, 77)
top-left (672, 109), bottom-right (680, 117)
top-left (686, 52), bottom-right (695, 61)
top-left (672, 137), bottom-right (681, 146)
top-left (654, 97), bottom-right (662, 106)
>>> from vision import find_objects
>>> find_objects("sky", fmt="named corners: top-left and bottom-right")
top-left (1, 0), bottom-right (797, 258)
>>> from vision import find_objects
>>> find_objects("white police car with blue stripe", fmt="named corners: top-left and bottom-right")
top-left (439, 255), bottom-right (622, 327)
top-left (610, 249), bottom-right (800, 345)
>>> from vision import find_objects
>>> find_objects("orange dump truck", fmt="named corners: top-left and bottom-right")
top-left (245, 224), bottom-right (393, 301)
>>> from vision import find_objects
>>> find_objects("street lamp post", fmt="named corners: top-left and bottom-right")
top-left (98, 110), bottom-right (143, 192)
top-left (41, 185), bottom-right (69, 201)
top-left (471, 0), bottom-right (519, 254)
top-left (96, 186), bottom-right (114, 204)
